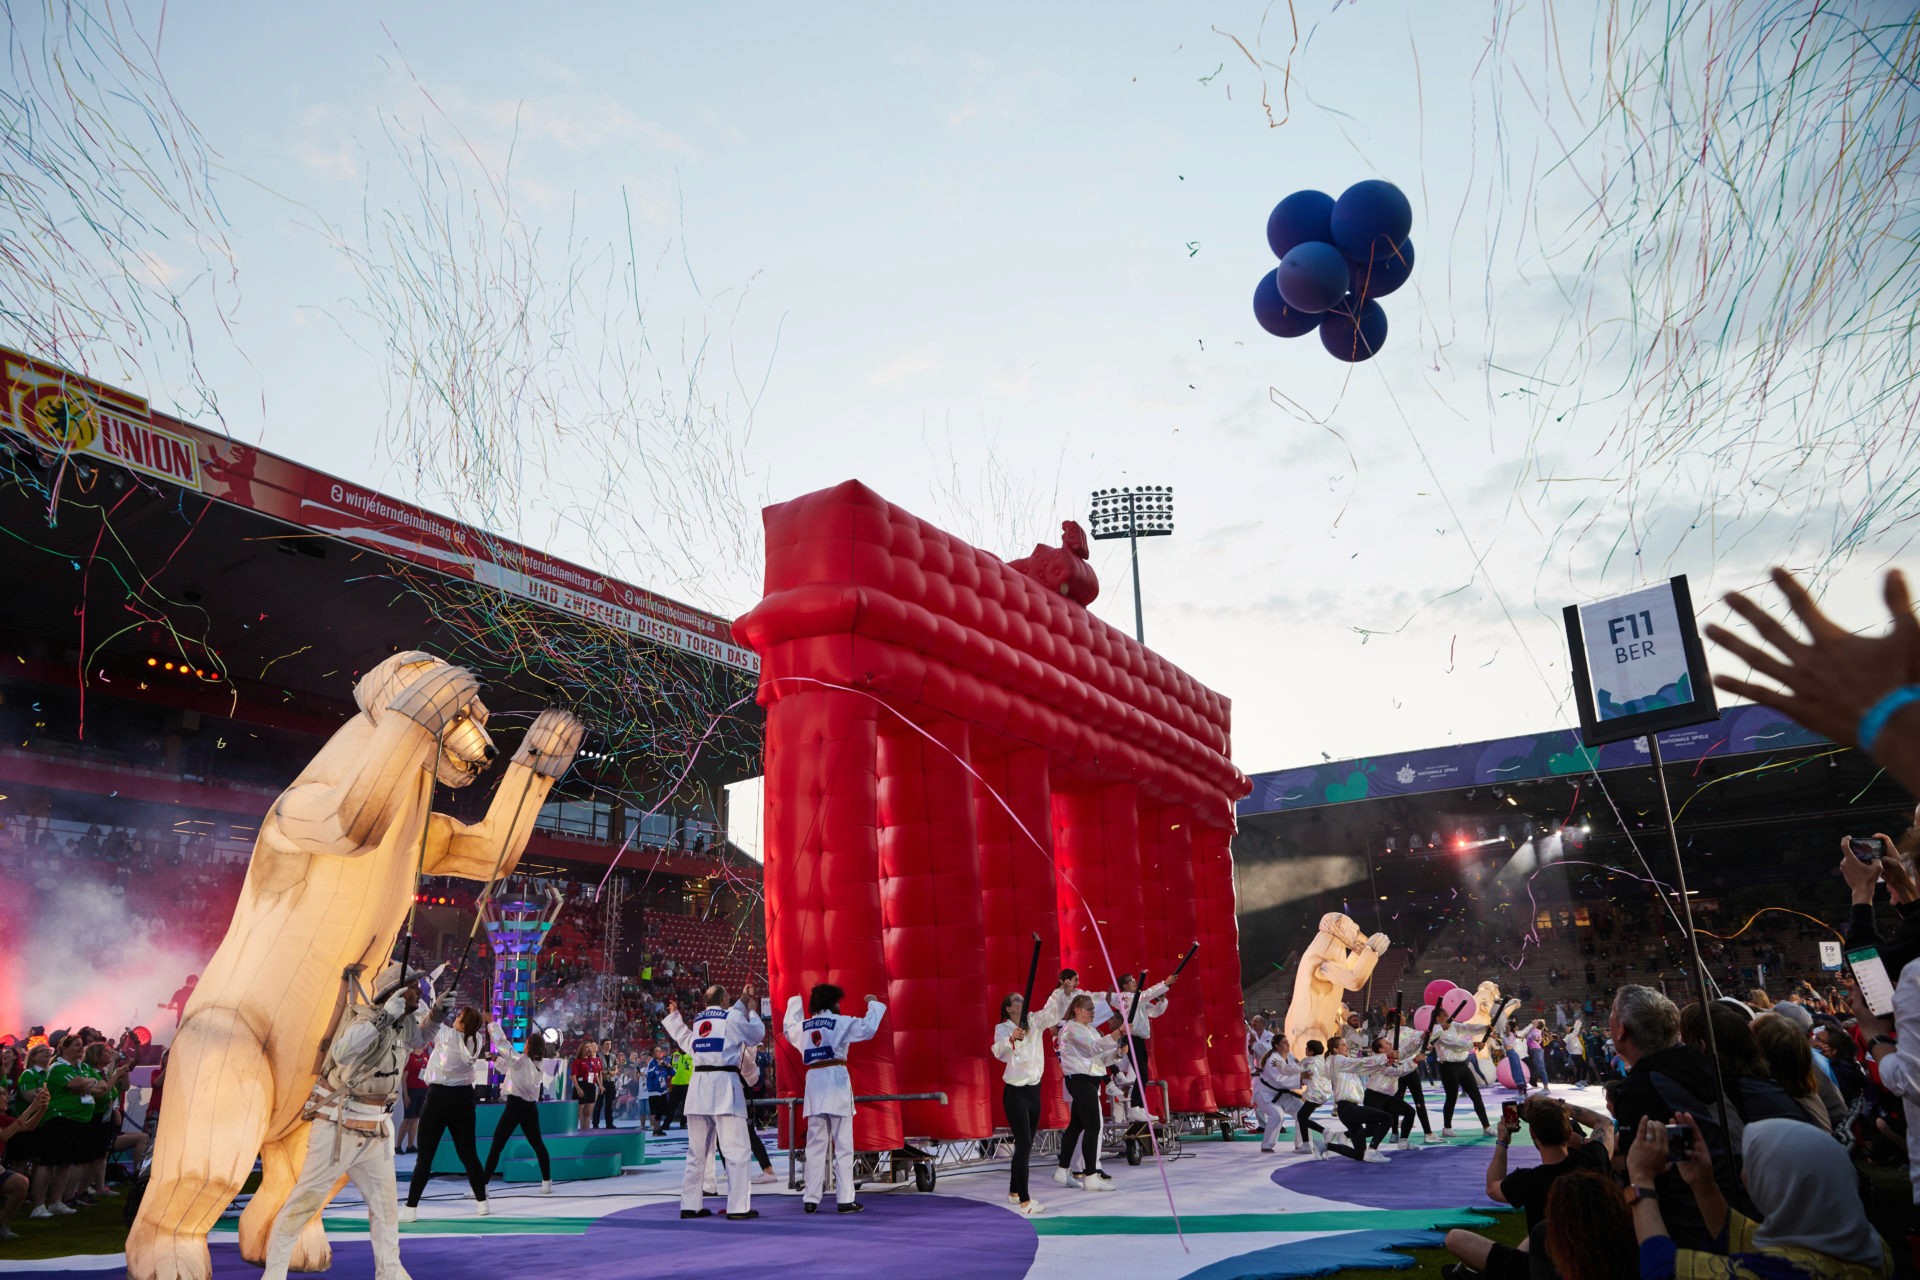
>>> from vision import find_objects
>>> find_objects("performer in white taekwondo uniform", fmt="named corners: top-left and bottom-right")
top-left (1108, 974), bottom-right (1176, 1122)
top-left (662, 984), bottom-right (766, 1220)
top-left (1253, 1035), bottom-right (1304, 1153)
top-left (261, 962), bottom-right (434, 1280)
top-left (991, 987), bottom-right (1065, 1216)
top-left (1247, 1014), bottom-right (1274, 1074)
top-left (782, 984), bottom-right (887, 1214)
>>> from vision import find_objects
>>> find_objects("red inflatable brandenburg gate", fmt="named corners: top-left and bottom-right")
top-left (735, 481), bottom-right (1250, 1151)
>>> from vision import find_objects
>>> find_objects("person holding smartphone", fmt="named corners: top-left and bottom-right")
top-left (1442, 1095), bottom-right (1614, 1278)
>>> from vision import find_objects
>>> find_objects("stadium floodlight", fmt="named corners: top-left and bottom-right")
top-left (1087, 485), bottom-right (1174, 643)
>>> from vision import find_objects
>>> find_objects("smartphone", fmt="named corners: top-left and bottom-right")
top-left (1847, 946), bottom-right (1898, 1017)
top-left (1501, 1101), bottom-right (1520, 1127)
top-left (1664, 1123), bottom-right (1692, 1162)
top-left (1849, 837), bottom-right (1888, 863)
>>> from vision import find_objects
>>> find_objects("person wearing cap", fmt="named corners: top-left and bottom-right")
top-left (783, 985), bottom-right (887, 1214)
top-left (260, 961), bottom-right (434, 1280)
top-left (662, 983), bottom-right (766, 1220)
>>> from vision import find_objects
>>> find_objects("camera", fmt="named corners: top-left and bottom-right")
top-left (1665, 1123), bottom-right (1692, 1162)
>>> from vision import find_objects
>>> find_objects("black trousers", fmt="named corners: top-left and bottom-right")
top-left (668, 1083), bottom-right (689, 1128)
top-left (1003, 1083), bottom-right (1041, 1201)
top-left (1334, 1099), bottom-right (1394, 1157)
top-left (592, 1081), bottom-right (616, 1129)
top-left (1394, 1069), bottom-right (1433, 1134)
top-left (1127, 1036), bottom-right (1150, 1109)
top-left (483, 1095), bottom-right (552, 1182)
top-left (1058, 1075), bottom-right (1103, 1176)
top-left (1364, 1088), bottom-right (1418, 1141)
top-left (1440, 1061), bottom-right (1489, 1128)
top-left (407, 1083), bottom-right (488, 1206)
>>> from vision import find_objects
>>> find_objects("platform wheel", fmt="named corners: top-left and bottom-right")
top-left (914, 1160), bottom-right (937, 1192)
top-left (1124, 1138), bottom-right (1143, 1166)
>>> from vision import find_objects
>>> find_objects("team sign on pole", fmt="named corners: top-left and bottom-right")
top-left (1562, 576), bottom-right (1720, 748)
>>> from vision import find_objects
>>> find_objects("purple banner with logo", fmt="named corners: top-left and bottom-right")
top-left (1238, 705), bottom-right (1826, 816)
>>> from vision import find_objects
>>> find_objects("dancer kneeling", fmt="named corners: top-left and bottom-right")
top-left (262, 963), bottom-right (433, 1280)
top-left (663, 985), bottom-right (766, 1220)
top-left (1327, 1034), bottom-right (1398, 1162)
top-left (1361, 1035), bottom-right (1423, 1151)
top-left (783, 985), bottom-right (887, 1215)
top-left (1253, 1035), bottom-right (1305, 1153)
top-left (1054, 993), bottom-right (1125, 1191)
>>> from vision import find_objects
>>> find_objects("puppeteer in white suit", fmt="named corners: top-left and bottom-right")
top-left (259, 962), bottom-right (436, 1280)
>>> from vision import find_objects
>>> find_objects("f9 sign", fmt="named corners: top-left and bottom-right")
top-left (1564, 576), bottom-right (1720, 748)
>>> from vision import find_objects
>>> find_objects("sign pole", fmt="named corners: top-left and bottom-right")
top-left (1645, 731), bottom-right (1733, 1144)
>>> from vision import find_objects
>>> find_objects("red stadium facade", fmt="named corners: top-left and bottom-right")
top-left (736, 481), bottom-right (1251, 1152)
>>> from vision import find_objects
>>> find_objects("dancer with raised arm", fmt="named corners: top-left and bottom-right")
top-left (783, 985), bottom-right (887, 1214)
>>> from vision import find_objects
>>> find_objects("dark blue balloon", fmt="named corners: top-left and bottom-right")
top-left (1320, 297), bottom-right (1388, 362)
top-left (1253, 270), bottom-right (1321, 338)
top-left (1331, 180), bottom-right (1413, 261)
top-left (1266, 189), bottom-right (1335, 260)
top-left (1276, 241), bottom-right (1351, 314)
top-left (1348, 236), bottom-right (1414, 303)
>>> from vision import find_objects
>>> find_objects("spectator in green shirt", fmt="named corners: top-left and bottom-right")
top-left (80, 1041), bottom-right (144, 1201)
top-left (669, 1049), bottom-right (693, 1130)
top-left (37, 1036), bottom-right (113, 1216)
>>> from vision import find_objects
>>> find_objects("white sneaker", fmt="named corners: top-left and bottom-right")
top-left (541, 1180), bottom-right (553, 1195)
top-left (1020, 1199), bottom-right (1046, 1216)
top-left (1292, 1138), bottom-right (1306, 1153)
top-left (1423, 1132), bottom-right (1444, 1145)
top-left (1310, 1131), bottom-right (1327, 1158)
top-left (1397, 1137), bottom-right (1411, 1150)
top-left (752, 1170), bottom-right (777, 1185)
top-left (1441, 1127), bottom-right (1454, 1139)
top-left (702, 1181), bottom-right (719, 1196)
top-left (398, 1206), bottom-right (417, 1224)
top-left (1127, 1106), bottom-right (1152, 1123)
top-left (1052, 1168), bottom-right (1076, 1188)
top-left (1363, 1150), bottom-right (1391, 1164)
top-left (1007, 1192), bottom-right (1023, 1204)
top-left (475, 1200), bottom-right (490, 1218)
top-left (29, 1206), bottom-right (53, 1219)
top-left (1482, 1125), bottom-right (1494, 1137)
top-left (48, 1202), bottom-right (75, 1216)
top-left (1084, 1173), bottom-right (1116, 1192)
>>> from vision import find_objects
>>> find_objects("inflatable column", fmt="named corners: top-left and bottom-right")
top-left (1052, 784), bottom-right (1146, 988)
top-left (762, 689), bottom-right (903, 1151)
top-left (877, 718), bottom-right (991, 1138)
top-left (1192, 821), bottom-right (1251, 1107)
top-left (975, 746), bottom-right (1068, 1129)
top-left (1139, 805), bottom-right (1214, 1115)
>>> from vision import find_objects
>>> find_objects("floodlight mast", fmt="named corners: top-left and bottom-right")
top-left (1087, 485), bottom-right (1173, 643)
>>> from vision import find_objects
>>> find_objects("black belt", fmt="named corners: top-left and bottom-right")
top-left (694, 1065), bottom-right (740, 1074)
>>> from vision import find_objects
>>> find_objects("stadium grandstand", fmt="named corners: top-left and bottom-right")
top-left (0, 347), bottom-right (766, 1053)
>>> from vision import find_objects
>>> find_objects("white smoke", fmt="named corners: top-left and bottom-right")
top-left (10, 874), bottom-right (214, 1043)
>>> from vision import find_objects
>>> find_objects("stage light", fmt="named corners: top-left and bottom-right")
top-left (147, 657), bottom-right (157, 667)
top-left (1505, 795), bottom-right (1518, 806)
top-left (1580, 824), bottom-right (1592, 834)
top-left (163, 661), bottom-right (175, 671)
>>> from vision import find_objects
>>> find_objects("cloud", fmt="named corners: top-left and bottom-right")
top-left (869, 353), bottom-right (939, 386)
top-left (486, 98), bottom-right (700, 158)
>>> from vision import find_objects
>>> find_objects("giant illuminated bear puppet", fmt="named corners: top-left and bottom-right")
top-left (126, 652), bottom-right (583, 1280)
top-left (1285, 912), bottom-right (1389, 1048)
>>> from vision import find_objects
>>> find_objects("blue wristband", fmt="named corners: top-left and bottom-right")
top-left (1860, 685), bottom-right (1920, 757)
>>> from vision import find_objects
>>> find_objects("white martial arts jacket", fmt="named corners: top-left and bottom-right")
top-left (489, 1022), bottom-right (544, 1102)
top-left (1329, 1053), bottom-right (1387, 1105)
top-left (783, 994), bottom-right (887, 1118)
top-left (1300, 1054), bottom-right (1333, 1104)
top-left (1058, 1020), bottom-right (1124, 1077)
top-left (1107, 983), bottom-right (1170, 1039)
top-left (1361, 1056), bottom-right (1418, 1096)
top-left (1255, 1053), bottom-right (1303, 1101)
top-left (662, 1001), bottom-right (765, 1117)
top-left (992, 989), bottom-right (1067, 1087)
top-left (1247, 1028), bottom-right (1274, 1074)
top-left (424, 1020), bottom-right (491, 1087)
top-left (1431, 1024), bottom-right (1483, 1064)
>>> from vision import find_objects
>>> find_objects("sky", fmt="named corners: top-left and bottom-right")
top-left (10, 1), bottom-right (1917, 789)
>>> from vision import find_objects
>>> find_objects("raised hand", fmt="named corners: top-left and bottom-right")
top-left (513, 708), bottom-right (587, 779)
top-left (1706, 568), bottom-right (1920, 747)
